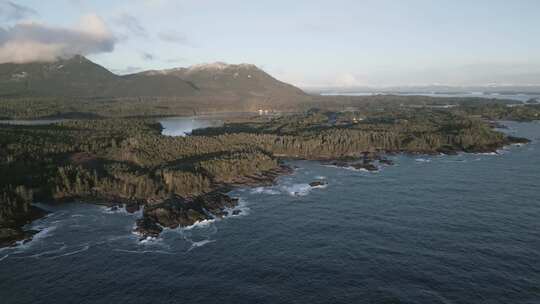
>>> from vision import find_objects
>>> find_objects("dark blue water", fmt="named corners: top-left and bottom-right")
top-left (1, 122), bottom-right (540, 304)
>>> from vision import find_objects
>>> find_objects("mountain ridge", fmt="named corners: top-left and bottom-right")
top-left (0, 56), bottom-right (308, 104)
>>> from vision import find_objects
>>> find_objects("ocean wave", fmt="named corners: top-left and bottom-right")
top-left (0, 254), bottom-right (8, 262)
top-left (250, 187), bottom-right (280, 195)
top-left (323, 164), bottom-right (378, 173)
top-left (10, 242), bottom-right (90, 260)
top-left (138, 236), bottom-right (163, 245)
top-left (48, 244), bottom-right (90, 259)
top-left (113, 248), bottom-right (173, 255)
top-left (188, 239), bottom-right (215, 252)
top-left (183, 219), bottom-right (216, 230)
top-left (415, 158), bottom-right (431, 163)
top-left (281, 183), bottom-right (312, 196)
top-left (310, 183), bottom-right (328, 189)
top-left (475, 152), bottom-right (499, 156)
top-left (10, 225), bottom-right (58, 250)
top-left (101, 205), bottom-right (143, 218)
top-left (23, 244), bottom-right (68, 258)
top-left (107, 234), bottom-right (136, 243)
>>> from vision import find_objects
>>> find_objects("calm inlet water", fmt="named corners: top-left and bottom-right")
top-left (1, 121), bottom-right (540, 304)
top-left (321, 92), bottom-right (540, 103)
top-left (159, 116), bottom-right (223, 136)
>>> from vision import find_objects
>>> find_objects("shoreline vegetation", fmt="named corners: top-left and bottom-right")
top-left (0, 105), bottom-right (532, 246)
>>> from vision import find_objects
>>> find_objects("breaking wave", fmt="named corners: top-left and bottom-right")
top-left (281, 183), bottom-right (312, 196)
top-left (188, 240), bottom-right (216, 252)
top-left (250, 187), bottom-right (280, 195)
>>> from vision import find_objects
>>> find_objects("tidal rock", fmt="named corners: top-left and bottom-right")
top-left (134, 218), bottom-right (163, 238)
top-left (309, 181), bottom-right (327, 187)
top-left (351, 163), bottom-right (378, 171)
top-left (506, 136), bottom-right (531, 145)
top-left (379, 158), bottom-right (395, 165)
top-left (125, 203), bottom-right (140, 214)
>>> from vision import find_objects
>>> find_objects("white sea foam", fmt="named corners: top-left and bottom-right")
top-left (281, 183), bottom-right (312, 196)
top-left (415, 158), bottom-right (431, 163)
top-left (0, 254), bottom-right (8, 262)
top-left (12, 225), bottom-right (58, 250)
top-left (113, 249), bottom-right (173, 255)
top-left (183, 219), bottom-right (216, 230)
top-left (323, 164), bottom-right (378, 173)
top-left (310, 183), bottom-right (328, 189)
top-left (101, 204), bottom-right (140, 216)
top-left (24, 244), bottom-right (68, 258)
top-left (48, 244), bottom-right (90, 259)
top-left (226, 199), bottom-right (250, 217)
top-left (138, 236), bottom-right (162, 245)
top-left (250, 187), bottom-right (280, 195)
top-left (476, 152), bottom-right (498, 156)
top-left (188, 239), bottom-right (215, 251)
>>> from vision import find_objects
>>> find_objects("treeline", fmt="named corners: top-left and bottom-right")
top-left (452, 104), bottom-right (540, 121)
top-left (0, 94), bottom-right (523, 120)
top-left (193, 109), bottom-right (510, 157)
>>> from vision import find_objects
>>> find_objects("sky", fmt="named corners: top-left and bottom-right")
top-left (1, 0), bottom-right (539, 88)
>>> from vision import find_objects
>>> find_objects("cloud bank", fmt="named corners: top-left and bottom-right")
top-left (0, 14), bottom-right (116, 63)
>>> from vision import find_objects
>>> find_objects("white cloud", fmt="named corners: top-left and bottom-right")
top-left (0, 14), bottom-right (116, 63)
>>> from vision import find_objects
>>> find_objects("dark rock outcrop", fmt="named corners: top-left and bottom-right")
top-left (0, 205), bottom-right (48, 248)
top-left (350, 163), bottom-right (379, 171)
top-left (379, 158), bottom-right (395, 166)
top-left (324, 159), bottom-right (379, 172)
top-left (309, 180), bottom-right (327, 187)
top-left (135, 192), bottom-right (239, 239)
top-left (134, 217), bottom-right (163, 239)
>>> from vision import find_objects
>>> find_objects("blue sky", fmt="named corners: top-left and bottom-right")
top-left (2, 0), bottom-right (540, 87)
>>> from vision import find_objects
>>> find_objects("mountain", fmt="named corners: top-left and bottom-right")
top-left (0, 56), bottom-right (309, 111)
top-left (0, 55), bottom-right (198, 98)
top-left (140, 62), bottom-right (306, 99)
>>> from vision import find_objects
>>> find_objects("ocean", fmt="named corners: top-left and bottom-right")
top-left (1, 121), bottom-right (539, 304)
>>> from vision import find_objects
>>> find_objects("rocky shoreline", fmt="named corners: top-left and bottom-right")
top-left (133, 165), bottom-right (293, 239)
top-left (0, 206), bottom-right (48, 248)
top-left (0, 165), bottom-right (294, 247)
top-left (121, 134), bottom-right (533, 240)
top-left (1, 134), bottom-right (531, 247)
